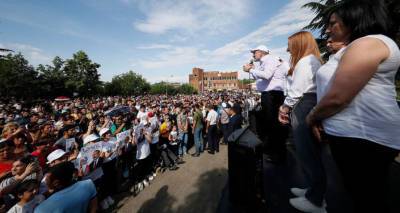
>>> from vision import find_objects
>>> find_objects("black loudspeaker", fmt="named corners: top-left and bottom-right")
top-left (227, 126), bottom-right (263, 212)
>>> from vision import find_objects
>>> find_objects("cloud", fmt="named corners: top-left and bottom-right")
top-left (213, 0), bottom-right (314, 59)
top-left (136, 44), bottom-right (173, 50)
top-left (145, 74), bottom-right (188, 84)
top-left (0, 43), bottom-right (51, 65)
top-left (133, 0), bottom-right (315, 81)
top-left (133, 0), bottom-right (250, 35)
top-left (138, 46), bottom-right (201, 69)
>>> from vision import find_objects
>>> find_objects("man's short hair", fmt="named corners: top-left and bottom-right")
top-left (49, 161), bottom-right (75, 186)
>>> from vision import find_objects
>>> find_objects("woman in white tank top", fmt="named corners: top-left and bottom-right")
top-left (306, 1), bottom-right (400, 212)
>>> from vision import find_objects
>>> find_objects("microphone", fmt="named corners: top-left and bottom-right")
top-left (249, 58), bottom-right (254, 65)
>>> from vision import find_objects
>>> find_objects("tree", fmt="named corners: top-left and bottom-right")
top-left (63, 51), bottom-right (101, 97)
top-left (150, 82), bottom-right (177, 95)
top-left (106, 71), bottom-right (150, 96)
top-left (0, 53), bottom-right (39, 100)
top-left (0, 48), bottom-right (13, 59)
top-left (36, 56), bottom-right (68, 98)
top-left (177, 84), bottom-right (197, 94)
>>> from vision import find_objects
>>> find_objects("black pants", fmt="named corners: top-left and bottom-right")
top-left (160, 147), bottom-right (178, 167)
top-left (102, 159), bottom-right (117, 196)
top-left (207, 125), bottom-right (218, 152)
top-left (291, 93), bottom-right (325, 206)
top-left (328, 135), bottom-right (398, 213)
top-left (258, 90), bottom-right (288, 159)
top-left (150, 143), bottom-right (160, 171)
top-left (135, 156), bottom-right (152, 184)
top-left (388, 161), bottom-right (400, 213)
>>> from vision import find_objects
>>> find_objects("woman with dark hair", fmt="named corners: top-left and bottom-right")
top-left (278, 31), bottom-right (326, 212)
top-left (306, 1), bottom-right (400, 212)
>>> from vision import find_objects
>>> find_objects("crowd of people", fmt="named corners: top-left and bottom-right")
top-left (243, 1), bottom-right (400, 213)
top-left (0, 93), bottom-right (251, 212)
top-left (0, 1), bottom-right (399, 213)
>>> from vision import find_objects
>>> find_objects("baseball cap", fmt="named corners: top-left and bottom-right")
top-left (251, 45), bottom-right (270, 53)
top-left (99, 128), bottom-right (110, 137)
top-left (83, 134), bottom-right (100, 145)
top-left (46, 149), bottom-right (66, 164)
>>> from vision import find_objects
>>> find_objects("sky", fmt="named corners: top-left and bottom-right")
top-left (0, 0), bottom-right (317, 83)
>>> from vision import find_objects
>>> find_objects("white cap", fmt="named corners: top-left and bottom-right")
top-left (83, 134), bottom-right (100, 145)
top-left (251, 45), bottom-right (270, 53)
top-left (99, 128), bottom-right (110, 137)
top-left (46, 149), bottom-right (66, 164)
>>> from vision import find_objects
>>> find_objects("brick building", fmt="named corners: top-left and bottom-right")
top-left (189, 67), bottom-right (239, 92)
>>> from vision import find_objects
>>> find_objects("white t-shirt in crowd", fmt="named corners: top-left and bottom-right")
top-left (284, 54), bottom-right (321, 107)
top-left (7, 195), bottom-right (45, 213)
top-left (317, 35), bottom-right (400, 150)
top-left (136, 128), bottom-right (151, 160)
top-left (137, 110), bottom-right (147, 123)
top-left (206, 109), bottom-right (218, 126)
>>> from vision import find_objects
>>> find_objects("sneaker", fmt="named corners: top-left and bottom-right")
top-left (148, 175), bottom-right (154, 181)
top-left (130, 184), bottom-right (137, 195)
top-left (106, 196), bottom-right (115, 206)
top-left (100, 199), bottom-right (109, 210)
top-left (191, 153), bottom-right (200, 157)
top-left (289, 197), bottom-right (326, 213)
top-left (138, 182), bottom-right (144, 192)
top-left (291, 187), bottom-right (307, 197)
top-left (153, 172), bottom-right (157, 177)
top-left (143, 180), bottom-right (149, 187)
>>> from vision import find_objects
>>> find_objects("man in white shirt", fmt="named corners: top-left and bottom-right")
top-left (243, 45), bottom-right (289, 163)
top-left (136, 105), bottom-right (147, 124)
top-left (205, 104), bottom-right (218, 154)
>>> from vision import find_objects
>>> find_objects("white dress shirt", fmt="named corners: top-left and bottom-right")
top-left (250, 54), bottom-right (288, 92)
top-left (284, 54), bottom-right (321, 107)
top-left (206, 109), bottom-right (218, 126)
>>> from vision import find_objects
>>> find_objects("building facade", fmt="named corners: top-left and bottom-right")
top-left (189, 68), bottom-right (239, 92)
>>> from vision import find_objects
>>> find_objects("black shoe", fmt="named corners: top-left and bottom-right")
top-left (191, 153), bottom-right (200, 157)
top-left (208, 150), bottom-right (215, 154)
top-left (176, 158), bottom-right (185, 164)
top-left (264, 154), bottom-right (286, 164)
top-left (169, 164), bottom-right (179, 171)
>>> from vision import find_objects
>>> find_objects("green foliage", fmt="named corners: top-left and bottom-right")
top-left (0, 51), bottom-right (102, 100)
top-left (239, 79), bottom-right (255, 85)
top-left (1, 51), bottom-right (198, 99)
top-left (150, 82), bottom-right (177, 95)
top-left (0, 53), bottom-right (39, 100)
top-left (63, 51), bottom-right (101, 97)
top-left (37, 56), bottom-right (68, 97)
top-left (177, 83), bottom-right (197, 94)
top-left (149, 82), bottom-right (197, 95)
top-left (106, 71), bottom-right (150, 96)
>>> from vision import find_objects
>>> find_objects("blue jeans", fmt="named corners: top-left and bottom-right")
top-left (178, 133), bottom-right (188, 156)
top-left (194, 127), bottom-right (203, 154)
top-left (221, 123), bottom-right (229, 144)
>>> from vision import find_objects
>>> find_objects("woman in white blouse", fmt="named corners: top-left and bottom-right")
top-left (306, 1), bottom-right (400, 212)
top-left (278, 31), bottom-right (326, 212)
